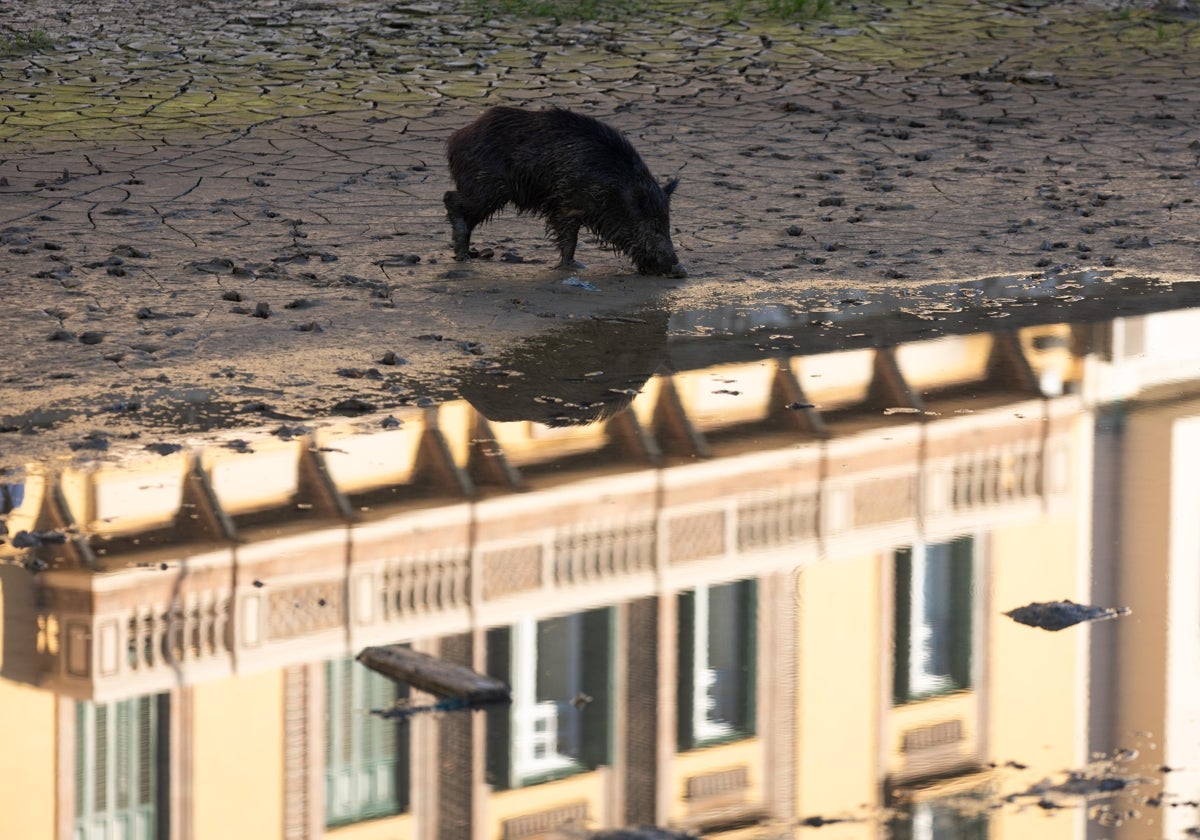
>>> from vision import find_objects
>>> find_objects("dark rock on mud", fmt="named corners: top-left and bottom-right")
top-left (332, 398), bottom-right (375, 415)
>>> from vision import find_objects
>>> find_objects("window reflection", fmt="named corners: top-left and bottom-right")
top-left (75, 695), bottom-right (166, 840)
top-left (487, 607), bottom-right (613, 789)
top-left (678, 579), bottom-right (756, 749)
top-left (888, 799), bottom-right (988, 840)
top-left (894, 538), bottom-right (975, 704)
top-left (324, 656), bottom-right (410, 827)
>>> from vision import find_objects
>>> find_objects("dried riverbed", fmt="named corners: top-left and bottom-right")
top-left (1, 0), bottom-right (1198, 460)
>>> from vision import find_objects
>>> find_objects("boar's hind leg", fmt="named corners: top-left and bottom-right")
top-left (547, 215), bottom-right (584, 269)
top-left (443, 191), bottom-right (475, 260)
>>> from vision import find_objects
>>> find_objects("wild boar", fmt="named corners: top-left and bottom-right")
top-left (443, 106), bottom-right (685, 277)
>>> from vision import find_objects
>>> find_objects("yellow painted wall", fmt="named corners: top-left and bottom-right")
top-left (989, 519), bottom-right (1081, 766)
top-left (988, 519), bottom-right (1083, 840)
top-left (326, 812), bottom-right (414, 840)
top-left (192, 669), bottom-right (285, 840)
top-left (897, 334), bottom-right (991, 390)
top-left (0, 680), bottom-right (57, 839)
top-left (321, 424), bottom-right (423, 493)
top-left (670, 737), bottom-right (763, 824)
top-left (486, 771), bottom-right (605, 838)
top-left (0, 472), bottom-right (44, 563)
top-left (794, 553), bottom-right (879, 837)
top-left (206, 441), bottom-right (302, 514)
top-left (673, 363), bottom-right (777, 428)
top-left (886, 692), bottom-right (979, 779)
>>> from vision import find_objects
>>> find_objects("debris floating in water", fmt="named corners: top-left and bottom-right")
top-left (1004, 600), bottom-right (1131, 631)
top-left (356, 644), bottom-right (511, 718)
top-left (562, 276), bottom-right (601, 291)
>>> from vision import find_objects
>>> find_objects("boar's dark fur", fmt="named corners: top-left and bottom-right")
top-left (443, 106), bottom-right (684, 277)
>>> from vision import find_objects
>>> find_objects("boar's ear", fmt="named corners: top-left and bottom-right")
top-left (663, 177), bottom-right (680, 198)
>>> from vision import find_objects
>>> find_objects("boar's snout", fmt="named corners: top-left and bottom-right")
top-left (637, 255), bottom-right (686, 278)
top-left (635, 242), bottom-right (685, 277)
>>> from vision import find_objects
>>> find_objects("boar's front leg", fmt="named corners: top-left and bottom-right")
top-left (547, 214), bottom-right (584, 269)
top-left (443, 191), bottom-right (474, 260)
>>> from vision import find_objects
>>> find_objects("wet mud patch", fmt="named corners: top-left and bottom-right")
top-left (3, 268), bottom-right (1197, 465)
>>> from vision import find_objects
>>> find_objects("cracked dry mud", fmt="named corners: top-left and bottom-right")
top-left (1, 0), bottom-right (1198, 460)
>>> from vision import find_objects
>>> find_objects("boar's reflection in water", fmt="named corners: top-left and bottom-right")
top-left (444, 107), bottom-right (686, 278)
top-left (458, 311), bottom-right (669, 428)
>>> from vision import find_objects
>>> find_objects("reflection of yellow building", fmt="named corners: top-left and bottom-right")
top-left (0, 326), bottom-right (1098, 840)
top-left (1098, 398), bottom-right (1200, 840)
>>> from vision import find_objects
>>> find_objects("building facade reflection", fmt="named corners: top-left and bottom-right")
top-left (0, 303), bottom-right (1193, 839)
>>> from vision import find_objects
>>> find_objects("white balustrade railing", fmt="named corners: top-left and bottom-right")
top-left (30, 425), bottom-right (1069, 700)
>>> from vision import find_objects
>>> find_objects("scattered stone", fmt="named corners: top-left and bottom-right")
top-left (69, 433), bottom-right (109, 451)
top-left (378, 253), bottom-right (421, 266)
top-left (190, 257), bottom-right (237, 274)
top-left (112, 245), bottom-right (150, 259)
top-left (333, 398), bottom-right (375, 415)
top-left (336, 367), bottom-right (382, 379)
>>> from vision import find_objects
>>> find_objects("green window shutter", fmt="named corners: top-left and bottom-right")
top-left (485, 626), bottom-right (513, 791)
top-left (75, 701), bottom-right (89, 826)
top-left (949, 537), bottom-right (975, 691)
top-left (739, 579), bottom-right (758, 737)
top-left (887, 813), bottom-right (914, 840)
top-left (95, 704), bottom-right (109, 816)
top-left (324, 660), bottom-right (343, 824)
top-left (676, 590), bottom-right (696, 751)
top-left (324, 655), bottom-right (409, 827)
top-left (893, 547), bottom-right (913, 705)
top-left (116, 699), bottom-right (132, 810)
top-left (74, 696), bottom-right (163, 840)
top-left (137, 697), bottom-right (153, 808)
top-left (579, 607), bottom-right (613, 769)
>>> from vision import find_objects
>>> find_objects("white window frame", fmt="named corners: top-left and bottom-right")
top-left (510, 616), bottom-right (584, 783)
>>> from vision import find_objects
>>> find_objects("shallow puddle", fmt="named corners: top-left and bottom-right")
top-left (1, 269), bottom-right (1198, 839)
